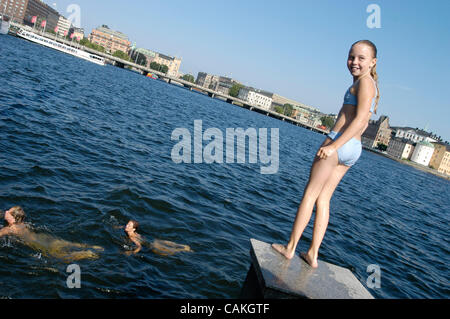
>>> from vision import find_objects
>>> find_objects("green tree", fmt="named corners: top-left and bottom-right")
top-left (181, 74), bottom-right (195, 83)
top-left (80, 38), bottom-right (89, 46)
top-left (320, 116), bottom-right (335, 130)
top-left (283, 104), bottom-right (294, 117)
top-left (136, 53), bottom-right (147, 66)
top-left (113, 50), bottom-right (131, 61)
top-left (130, 51), bottom-right (147, 66)
top-left (229, 83), bottom-right (244, 97)
top-left (94, 44), bottom-right (106, 53)
top-left (377, 143), bottom-right (388, 151)
top-left (80, 38), bottom-right (105, 53)
top-left (160, 65), bottom-right (169, 74)
top-left (149, 62), bottom-right (168, 73)
top-left (274, 106), bottom-right (284, 114)
top-left (150, 61), bottom-right (161, 71)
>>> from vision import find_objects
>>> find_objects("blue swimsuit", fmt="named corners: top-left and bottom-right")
top-left (326, 78), bottom-right (377, 167)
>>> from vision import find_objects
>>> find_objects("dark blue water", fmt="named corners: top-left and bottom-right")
top-left (0, 35), bottom-right (449, 299)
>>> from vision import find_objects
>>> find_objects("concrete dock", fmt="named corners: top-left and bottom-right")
top-left (240, 238), bottom-right (374, 299)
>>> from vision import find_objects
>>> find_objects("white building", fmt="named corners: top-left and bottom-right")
top-left (393, 127), bottom-right (437, 143)
top-left (238, 87), bottom-right (273, 110)
top-left (401, 143), bottom-right (415, 159)
top-left (410, 140), bottom-right (435, 166)
top-left (56, 16), bottom-right (71, 37)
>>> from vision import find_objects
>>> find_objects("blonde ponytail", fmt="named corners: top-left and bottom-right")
top-left (371, 64), bottom-right (380, 114)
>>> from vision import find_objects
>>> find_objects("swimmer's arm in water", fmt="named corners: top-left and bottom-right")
top-left (131, 237), bottom-right (142, 254)
top-left (124, 234), bottom-right (142, 255)
top-left (0, 227), bottom-right (12, 237)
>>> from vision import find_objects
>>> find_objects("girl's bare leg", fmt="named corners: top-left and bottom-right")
top-left (301, 163), bottom-right (350, 267)
top-left (272, 140), bottom-right (338, 259)
top-left (67, 242), bottom-right (104, 251)
top-left (63, 250), bottom-right (99, 262)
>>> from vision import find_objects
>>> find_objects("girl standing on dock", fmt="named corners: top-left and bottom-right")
top-left (272, 40), bottom-right (380, 268)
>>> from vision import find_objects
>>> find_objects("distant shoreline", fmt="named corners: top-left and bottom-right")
top-left (363, 146), bottom-right (450, 181)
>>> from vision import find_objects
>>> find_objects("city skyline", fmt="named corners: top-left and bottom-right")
top-left (42, 0), bottom-right (450, 142)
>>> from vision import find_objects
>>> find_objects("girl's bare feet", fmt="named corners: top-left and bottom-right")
top-left (301, 251), bottom-right (318, 268)
top-left (271, 243), bottom-right (295, 259)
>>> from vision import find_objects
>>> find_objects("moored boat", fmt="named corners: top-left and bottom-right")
top-left (16, 28), bottom-right (105, 66)
top-left (146, 73), bottom-right (158, 79)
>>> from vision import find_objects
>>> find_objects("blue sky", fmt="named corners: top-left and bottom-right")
top-left (45, 0), bottom-right (450, 142)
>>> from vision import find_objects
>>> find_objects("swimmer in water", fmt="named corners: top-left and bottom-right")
top-left (0, 206), bottom-right (104, 262)
top-left (121, 220), bottom-right (193, 256)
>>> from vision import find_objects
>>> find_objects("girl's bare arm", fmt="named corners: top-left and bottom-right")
top-left (0, 227), bottom-right (12, 237)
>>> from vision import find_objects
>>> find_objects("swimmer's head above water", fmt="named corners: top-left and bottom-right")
top-left (125, 220), bottom-right (139, 235)
top-left (4, 206), bottom-right (26, 226)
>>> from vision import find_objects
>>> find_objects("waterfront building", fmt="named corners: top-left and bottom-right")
top-left (238, 87), bottom-right (273, 110)
top-left (131, 47), bottom-right (157, 66)
top-left (70, 27), bottom-right (84, 40)
top-left (391, 127), bottom-right (438, 144)
top-left (429, 142), bottom-right (450, 173)
top-left (23, 0), bottom-right (59, 31)
top-left (130, 47), bottom-right (181, 77)
top-left (214, 76), bottom-right (234, 95)
top-left (410, 140), bottom-right (435, 166)
top-left (296, 112), bottom-right (322, 128)
top-left (196, 72), bottom-right (219, 89)
top-left (1, 0), bottom-right (27, 24)
top-left (272, 94), bottom-right (319, 113)
top-left (298, 110), bottom-right (323, 128)
top-left (362, 115), bottom-right (392, 148)
top-left (56, 15), bottom-right (71, 37)
top-left (153, 53), bottom-right (181, 78)
top-left (387, 137), bottom-right (415, 159)
top-left (271, 99), bottom-right (322, 125)
top-left (195, 73), bottom-right (240, 95)
top-left (88, 25), bottom-right (130, 54)
top-left (437, 149), bottom-right (450, 176)
top-left (1, 0), bottom-right (60, 29)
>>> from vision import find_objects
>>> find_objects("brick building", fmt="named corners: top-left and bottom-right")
top-left (1, 0), bottom-right (59, 30)
top-left (88, 25), bottom-right (130, 54)
top-left (24, 0), bottom-right (59, 31)
top-left (429, 142), bottom-right (450, 175)
top-left (0, 0), bottom-right (27, 23)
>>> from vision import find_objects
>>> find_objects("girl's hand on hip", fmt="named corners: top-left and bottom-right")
top-left (317, 145), bottom-right (336, 159)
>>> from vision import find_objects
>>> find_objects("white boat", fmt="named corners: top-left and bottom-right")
top-left (17, 28), bottom-right (105, 66)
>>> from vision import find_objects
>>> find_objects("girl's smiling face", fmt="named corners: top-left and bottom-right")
top-left (347, 43), bottom-right (377, 78)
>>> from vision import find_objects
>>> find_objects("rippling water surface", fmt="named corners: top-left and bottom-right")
top-left (0, 35), bottom-right (449, 298)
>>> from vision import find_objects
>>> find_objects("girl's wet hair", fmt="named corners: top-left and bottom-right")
top-left (9, 206), bottom-right (26, 223)
top-left (129, 220), bottom-right (139, 230)
top-left (351, 40), bottom-right (380, 114)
